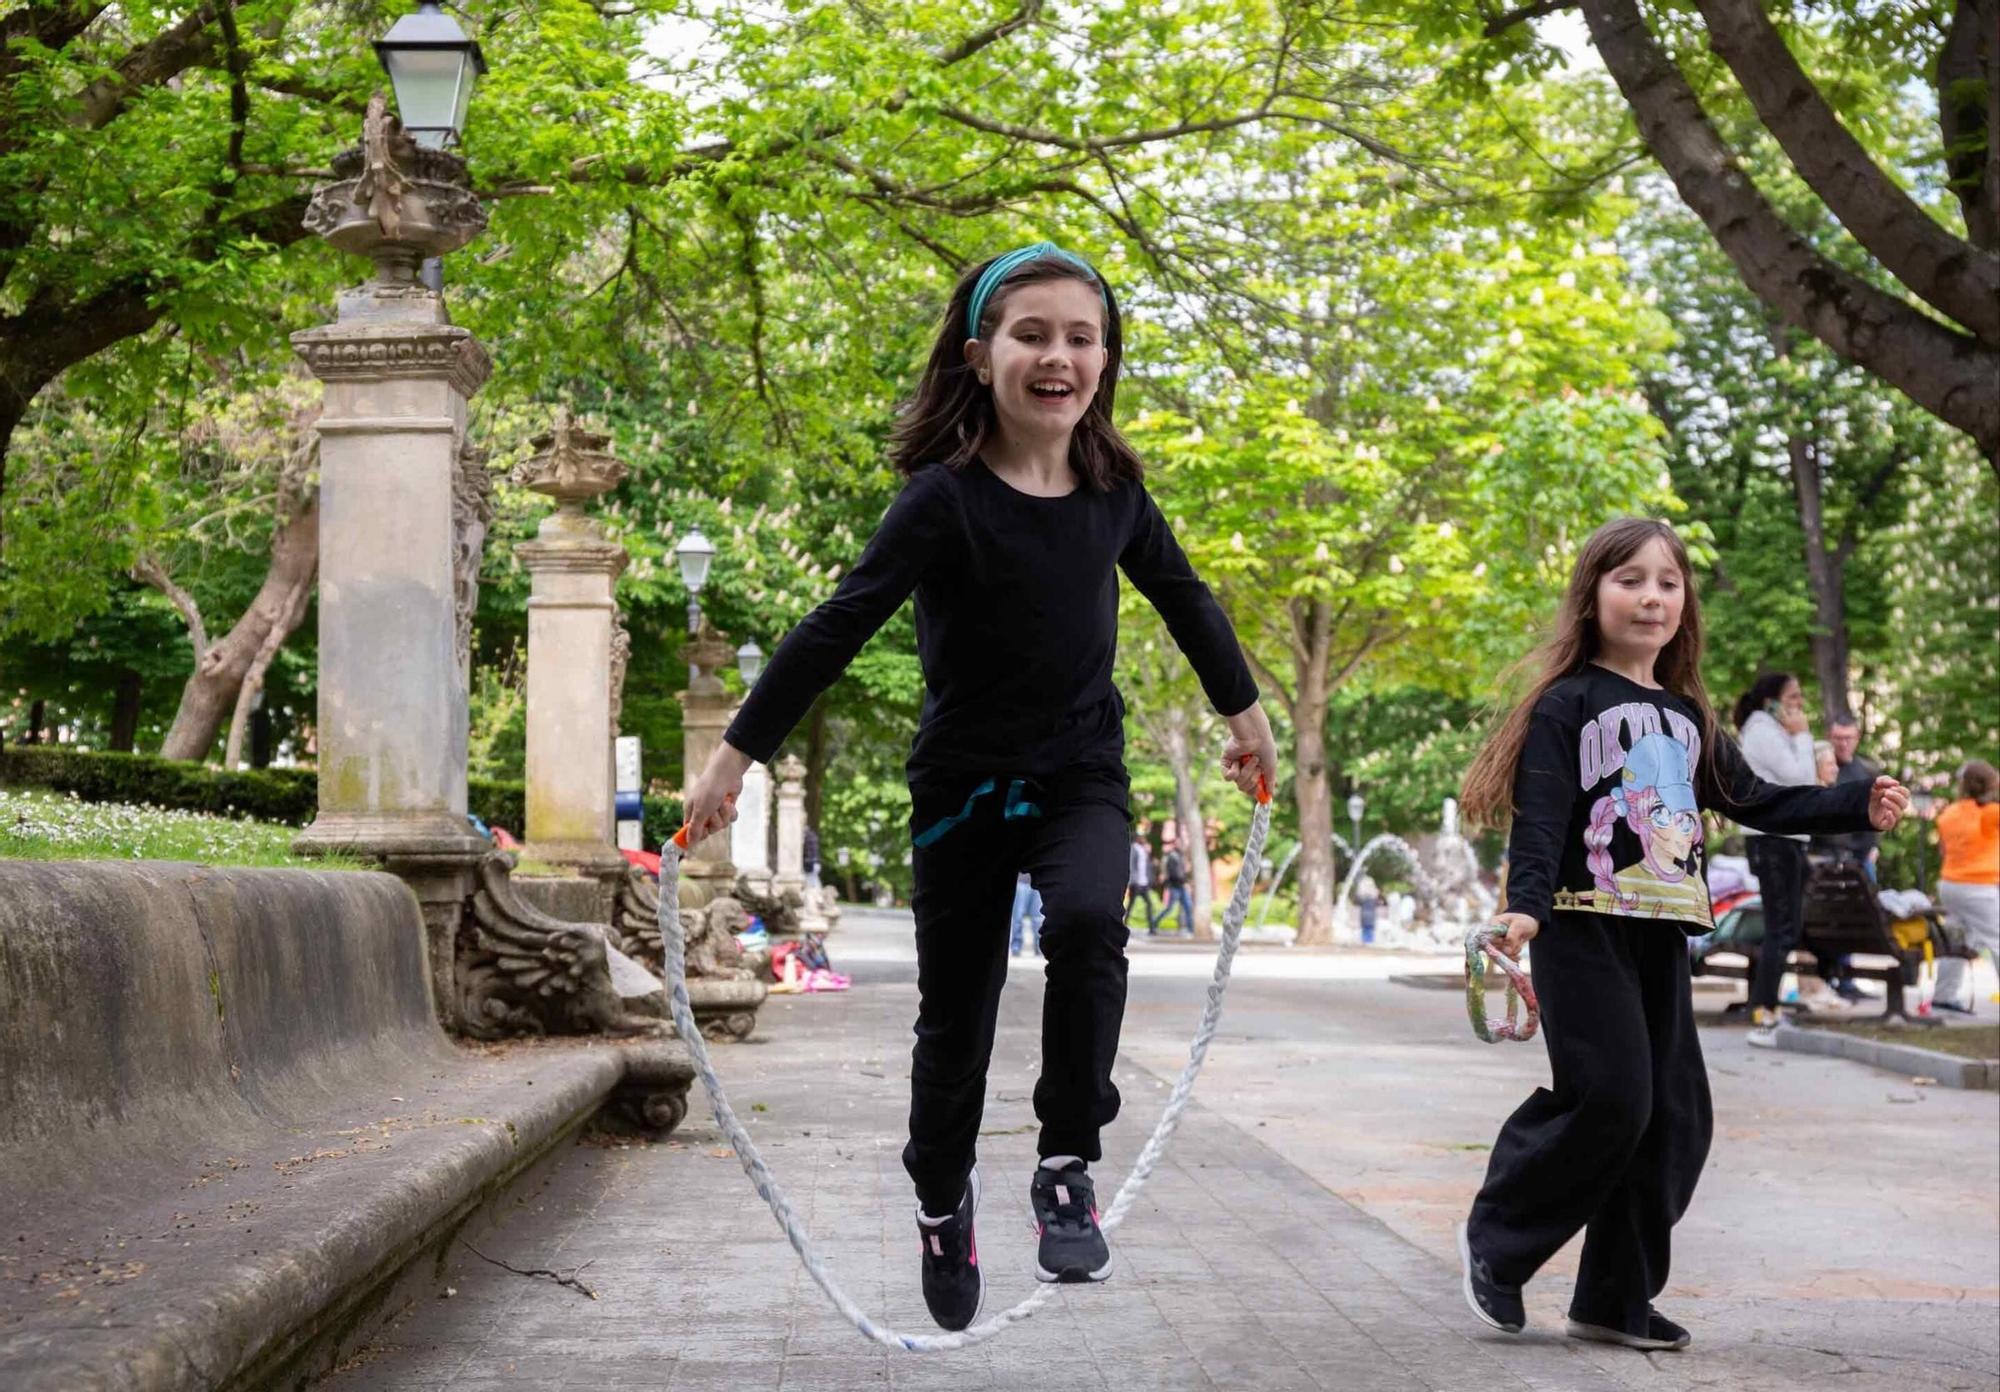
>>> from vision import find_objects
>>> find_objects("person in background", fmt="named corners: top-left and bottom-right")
top-left (803, 823), bottom-right (823, 891)
top-left (1734, 672), bottom-right (1818, 1039)
top-left (1125, 823), bottom-right (1157, 930)
top-left (1813, 740), bottom-right (1837, 787)
top-left (1356, 873), bottom-right (1381, 945)
top-left (1151, 835), bottom-right (1194, 935)
top-left (1809, 717), bottom-right (1879, 1000)
top-left (1010, 870), bottom-right (1044, 958)
top-left (1931, 760), bottom-right (1999, 1015)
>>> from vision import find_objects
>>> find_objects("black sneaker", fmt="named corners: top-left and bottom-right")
top-left (916, 1168), bottom-right (984, 1331)
top-left (1457, 1223), bottom-right (1524, 1333)
top-left (1565, 1307), bottom-right (1691, 1351)
top-left (1031, 1161), bottom-right (1112, 1283)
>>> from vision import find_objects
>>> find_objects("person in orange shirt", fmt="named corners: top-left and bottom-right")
top-left (1932, 759), bottom-right (2000, 1014)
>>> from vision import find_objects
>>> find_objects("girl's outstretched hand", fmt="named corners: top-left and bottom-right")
top-left (1220, 701), bottom-right (1279, 800)
top-left (1490, 912), bottom-right (1539, 959)
top-left (682, 742), bottom-right (753, 847)
top-left (1867, 775), bottom-right (1911, 832)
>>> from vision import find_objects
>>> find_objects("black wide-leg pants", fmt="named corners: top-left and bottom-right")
top-left (901, 769), bottom-right (1131, 1216)
top-left (1466, 913), bottom-right (1713, 1336)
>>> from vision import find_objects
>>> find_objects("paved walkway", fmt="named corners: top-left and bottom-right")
top-left (328, 909), bottom-right (1998, 1391)
top-left (330, 911), bottom-right (1626, 1391)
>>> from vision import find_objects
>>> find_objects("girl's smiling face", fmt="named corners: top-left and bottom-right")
top-left (1594, 536), bottom-right (1685, 661)
top-left (964, 277), bottom-right (1106, 446)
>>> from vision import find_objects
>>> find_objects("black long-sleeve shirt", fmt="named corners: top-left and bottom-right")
top-left (725, 459), bottom-right (1257, 783)
top-left (1504, 666), bottom-right (1873, 935)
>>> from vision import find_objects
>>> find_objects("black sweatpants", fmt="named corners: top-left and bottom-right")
top-left (902, 769), bottom-right (1132, 1216)
top-left (1466, 913), bottom-right (1713, 1336)
top-left (1746, 836), bottom-right (1810, 1011)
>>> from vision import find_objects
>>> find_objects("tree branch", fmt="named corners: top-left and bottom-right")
top-left (132, 551), bottom-right (208, 662)
top-left (1692, 0), bottom-right (1998, 342)
top-left (70, 4), bottom-right (220, 133)
top-left (1579, 0), bottom-right (2000, 464)
top-left (934, 0), bottom-right (1043, 65)
top-left (0, 2), bottom-right (112, 86)
top-left (1935, 0), bottom-right (1997, 252)
top-left (1483, 1), bottom-right (1577, 38)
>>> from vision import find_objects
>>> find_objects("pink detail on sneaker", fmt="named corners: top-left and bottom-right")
top-left (969, 1229), bottom-right (979, 1267)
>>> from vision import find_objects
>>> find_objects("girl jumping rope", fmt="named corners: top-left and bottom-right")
top-left (1455, 517), bottom-right (1908, 1351)
top-left (678, 242), bottom-right (1277, 1332)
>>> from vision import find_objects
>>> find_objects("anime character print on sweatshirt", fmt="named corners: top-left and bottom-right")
top-left (1454, 518), bottom-right (1908, 1355)
top-left (677, 240), bottom-right (1279, 1334)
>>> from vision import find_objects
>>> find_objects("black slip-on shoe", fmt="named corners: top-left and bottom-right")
top-left (1565, 1307), bottom-right (1691, 1351)
top-left (1457, 1222), bottom-right (1525, 1334)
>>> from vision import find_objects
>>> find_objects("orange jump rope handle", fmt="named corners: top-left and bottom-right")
top-left (672, 824), bottom-right (692, 850)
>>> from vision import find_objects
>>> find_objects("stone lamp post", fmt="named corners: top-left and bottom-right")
top-left (678, 619), bottom-right (742, 886)
top-left (291, 93), bottom-right (493, 1022)
top-left (514, 409), bottom-right (630, 908)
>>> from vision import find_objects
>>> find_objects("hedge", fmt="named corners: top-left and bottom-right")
top-left (0, 746), bottom-right (528, 834)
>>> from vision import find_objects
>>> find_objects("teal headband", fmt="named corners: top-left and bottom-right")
top-left (965, 241), bottom-right (1109, 340)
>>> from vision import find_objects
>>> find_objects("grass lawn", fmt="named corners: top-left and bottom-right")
top-left (0, 787), bottom-right (367, 870)
top-left (1805, 1018), bottom-right (2000, 1062)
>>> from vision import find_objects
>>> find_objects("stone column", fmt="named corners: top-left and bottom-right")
top-left (678, 619), bottom-right (740, 887)
top-left (732, 760), bottom-right (772, 878)
top-left (774, 753), bottom-right (829, 934)
top-left (514, 409), bottom-right (629, 896)
top-left (773, 754), bottom-right (806, 893)
top-left (290, 96), bottom-right (491, 1025)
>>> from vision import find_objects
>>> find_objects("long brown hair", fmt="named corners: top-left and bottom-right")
top-left (1460, 517), bottom-right (1721, 828)
top-left (886, 251), bottom-right (1145, 490)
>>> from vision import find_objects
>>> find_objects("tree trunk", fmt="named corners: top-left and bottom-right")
top-left (804, 699), bottom-right (829, 834)
top-left (1292, 680), bottom-right (1335, 945)
top-left (157, 496), bottom-right (318, 761)
top-left (1786, 432), bottom-right (1853, 725)
top-left (109, 669), bottom-right (142, 752)
top-left (222, 563), bottom-right (312, 769)
top-left (1580, 0), bottom-right (2000, 464)
top-left (22, 697), bottom-right (45, 745)
top-left (1163, 708), bottom-right (1215, 940)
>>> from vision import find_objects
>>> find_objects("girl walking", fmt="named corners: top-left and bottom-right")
top-left (1455, 518), bottom-right (1906, 1351)
top-left (680, 242), bottom-right (1276, 1331)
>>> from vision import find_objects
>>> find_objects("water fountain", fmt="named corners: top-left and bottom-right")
top-left (1332, 798), bottom-right (1496, 949)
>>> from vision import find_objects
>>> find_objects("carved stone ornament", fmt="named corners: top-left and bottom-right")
top-left (595, 1049), bottom-right (696, 1139)
top-left (732, 875), bottom-right (804, 939)
top-left (513, 407), bottom-right (628, 507)
top-left (293, 323), bottom-right (493, 396)
top-left (608, 610), bottom-right (631, 742)
top-left (451, 439), bottom-right (495, 676)
top-left (302, 92), bottom-right (487, 286)
top-left (459, 852), bottom-right (663, 1040)
top-left (613, 865), bottom-right (768, 1042)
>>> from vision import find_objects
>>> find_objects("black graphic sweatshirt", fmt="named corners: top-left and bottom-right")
top-left (725, 460), bottom-right (1258, 784)
top-left (1504, 666), bottom-right (1873, 935)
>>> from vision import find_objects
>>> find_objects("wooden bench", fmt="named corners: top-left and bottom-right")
top-left (1690, 860), bottom-right (1957, 1025)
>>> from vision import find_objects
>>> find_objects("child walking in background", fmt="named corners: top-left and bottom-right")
top-left (1455, 518), bottom-right (1907, 1351)
top-left (679, 242), bottom-right (1276, 1331)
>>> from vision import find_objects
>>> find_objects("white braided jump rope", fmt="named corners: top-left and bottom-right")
top-left (658, 790), bottom-right (1272, 1352)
